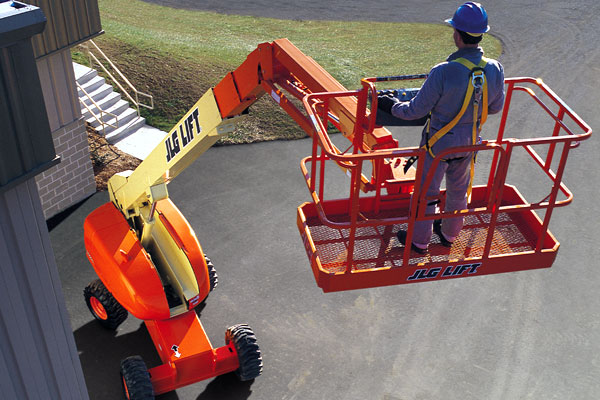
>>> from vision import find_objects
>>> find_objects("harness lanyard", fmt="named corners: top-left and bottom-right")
top-left (454, 57), bottom-right (488, 200)
top-left (404, 57), bottom-right (489, 201)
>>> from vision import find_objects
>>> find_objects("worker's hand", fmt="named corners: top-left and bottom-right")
top-left (377, 94), bottom-right (399, 114)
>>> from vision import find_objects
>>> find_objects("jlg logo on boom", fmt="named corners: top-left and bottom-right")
top-left (165, 108), bottom-right (202, 162)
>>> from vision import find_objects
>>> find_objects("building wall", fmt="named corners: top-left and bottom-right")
top-left (0, 179), bottom-right (89, 400)
top-left (34, 49), bottom-right (96, 219)
top-left (36, 47), bottom-right (80, 130)
top-left (20, 0), bottom-right (103, 219)
top-left (30, 0), bottom-right (102, 60)
top-left (0, 1), bottom-right (98, 397)
top-left (35, 118), bottom-right (96, 219)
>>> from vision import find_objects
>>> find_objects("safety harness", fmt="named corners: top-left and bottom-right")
top-left (404, 56), bottom-right (489, 198)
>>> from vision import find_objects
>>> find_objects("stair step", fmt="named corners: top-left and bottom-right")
top-left (84, 99), bottom-right (132, 126)
top-left (80, 91), bottom-right (122, 118)
top-left (74, 62), bottom-right (152, 147)
top-left (90, 107), bottom-right (138, 133)
top-left (80, 83), bottom-right (115, 106)
top-left (78, 75), bottom-right (105, 96)
top-left (106, 116), bottom-right (147, 144)
top-left (74, 63), bottom-right (97, 85)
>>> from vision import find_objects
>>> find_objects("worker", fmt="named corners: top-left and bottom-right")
top-left (378, 1), bottom-right (505, 254)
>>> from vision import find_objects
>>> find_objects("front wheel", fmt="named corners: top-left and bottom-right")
top-left (225, 324), bottom-right (263, 381)
top-left (199, 255), bottom-right (218, 307)
top-left (84, 279), bottom-right (128, 330)
top-left (120, 356), bottom-right (154, 400)
top-left (205, 255), bottom-right (218, 292)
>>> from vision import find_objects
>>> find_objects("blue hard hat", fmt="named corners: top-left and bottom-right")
top-left (445, 2), bottom-right (490, 34)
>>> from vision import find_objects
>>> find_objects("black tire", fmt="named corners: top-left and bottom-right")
top-left (205, 255), bottom-right (218, 291)
top-left (83, 279), bottom-right (128, 330)
top-left (225, 324), bottom-right (263, 381)
top-left (120, 356), bottom-right (154, 400)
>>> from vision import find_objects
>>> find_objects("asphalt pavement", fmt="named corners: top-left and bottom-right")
top-left (50, 1), bottom-right (600, 399)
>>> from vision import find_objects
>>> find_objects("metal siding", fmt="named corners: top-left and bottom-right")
top-left (0, 8), bottom-right (58, 193)
top-left (69, 0), bottom-right (91, 40)
top-left (36, 50), bottom-right (80, 131)
top-left (50, 0), bottom-right (69, 48)
top-left (48, 53), bottom-right (69, 125)
top-left (0, 224), bottom-right (29, 400)
top-left (0, 40), bottom-right (57, 188)
top-left (29, 17), bottom-right (43, 53)
top-left (35, 175), bottom-right (90, 397)
top-left (86, 0), bottom-right (102, 34)
top-left (14, 180), bottom-right (75, 398)
top-left (0, 347), bottom-right (21, 399)
top-left (36, 58), bottom-right (61, 130)
top-left (60, 0), bottom-right (79, 44)
top-left (12, 41), bottom-right (56, 164)
top-left (0, 180), bottom-right (89, 399)
top-left (30, 0), bottom-right (49, 55)
top-left (0, 48), bottom-right (23, 184)
top-left (33, 0), bottom-right (56, 55)
top-left (0, 45), bottom-right (44, 182)
top-left (30, 0), bottom-right (102, 59)
top-left (0, 188), bottom-right (55, 399)
top-left (71, 0), bottom-right (90, 38)
top-left (61, 48), bottom-right (80, 119)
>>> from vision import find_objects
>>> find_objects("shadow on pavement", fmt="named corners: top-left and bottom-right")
top-left (74, 321), bottom-right (167, 399)
top-left (46, 194), bottom-right (95, 231)
top-left (75, 318), bottom-right (254, 400)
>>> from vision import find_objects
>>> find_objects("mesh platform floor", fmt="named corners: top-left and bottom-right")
top-left (306, 211), bottom-right (537, 273)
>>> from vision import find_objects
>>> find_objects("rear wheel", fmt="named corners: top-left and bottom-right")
top-left (225, 324), bottom-right (263, 381)
top-left (120, 356), bottom-right (154, 400)
top-left (84, 279), bottom-right (128, 330)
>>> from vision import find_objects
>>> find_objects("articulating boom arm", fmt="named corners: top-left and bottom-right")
top-left (108, 38), bottom-right (401, 218)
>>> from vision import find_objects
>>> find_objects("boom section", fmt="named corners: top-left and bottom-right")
top-left (214, 39), bottom-right (398, 150)
top-left (108, 90), bottom-right (241, 218)
top-left (108, 38), bottom-right (400, 218)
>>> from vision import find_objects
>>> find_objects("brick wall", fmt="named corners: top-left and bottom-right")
top-left (35, 118), bottom-right (96, 219)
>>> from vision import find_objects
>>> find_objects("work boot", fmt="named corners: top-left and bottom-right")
top-left (396, 230), bottom-right (428, 254)
top-left (433, 220), bottom-right (453, 247)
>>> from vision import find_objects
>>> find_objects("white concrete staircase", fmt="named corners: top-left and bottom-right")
top-left (73, 62), bottom-right (146, 144)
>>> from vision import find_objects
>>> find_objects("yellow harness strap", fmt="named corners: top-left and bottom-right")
top-left (423, 56), bottom-right (489, 199)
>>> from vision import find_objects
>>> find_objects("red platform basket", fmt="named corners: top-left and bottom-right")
top-left (297, 77), bottom-right (591, 292)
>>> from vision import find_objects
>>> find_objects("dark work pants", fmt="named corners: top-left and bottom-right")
top-left (412, 153), bottom-right (473, 248)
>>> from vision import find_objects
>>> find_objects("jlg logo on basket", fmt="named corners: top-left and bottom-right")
top-left (165, 108), bottom-right (202, 162)
top-left (407, 263), bottom-right (481, 281)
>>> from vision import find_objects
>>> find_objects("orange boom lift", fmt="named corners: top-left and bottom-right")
top-left (83, 39), bottom-right (591, 398)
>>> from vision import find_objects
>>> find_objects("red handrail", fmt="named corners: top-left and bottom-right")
top-left (300, 76), bottom-right (591, 272)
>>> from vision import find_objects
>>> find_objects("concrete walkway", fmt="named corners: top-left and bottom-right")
top-left (112, 124), bottom-right (166, 160)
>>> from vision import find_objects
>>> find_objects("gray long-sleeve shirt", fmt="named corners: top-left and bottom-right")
top-left (391, 47), bottom-right (505, 157)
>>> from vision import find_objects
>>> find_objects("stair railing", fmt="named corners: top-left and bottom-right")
top-left (82, 39), bottom-right (154, 117)
top-left (77, 82), bottom-right (119, 135)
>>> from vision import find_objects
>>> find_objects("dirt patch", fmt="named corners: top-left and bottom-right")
top-left (87, 124), bottom-right (141, 191)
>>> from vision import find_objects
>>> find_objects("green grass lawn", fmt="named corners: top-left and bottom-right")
top-left (74, 0), bottom-right (502, 144)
